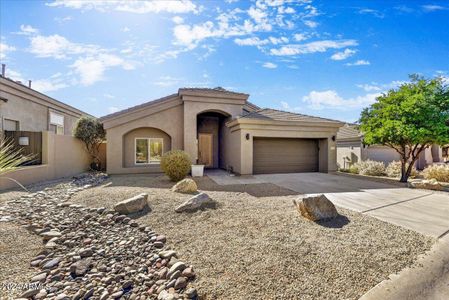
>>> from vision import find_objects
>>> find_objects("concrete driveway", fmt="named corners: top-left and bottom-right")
top-left (207, 171), bottom-right (449, 240)
top-left (257, 173), bottom-right (449, 240)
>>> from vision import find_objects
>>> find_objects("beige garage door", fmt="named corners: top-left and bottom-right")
top-left (253, 138), bottom-right (319, 174)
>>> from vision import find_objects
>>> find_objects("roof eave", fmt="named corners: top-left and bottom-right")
top-left (227, 117), bottom-right (344, 128)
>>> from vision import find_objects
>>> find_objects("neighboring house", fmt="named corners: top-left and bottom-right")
top-left (100, 87), bottom-right (344, 175)
top-left (336, 124), bottom-right (444, 170)
top-left (0, 68), bottom-right (95, 190)
top-left (0, 74), bottom-right (89, 136)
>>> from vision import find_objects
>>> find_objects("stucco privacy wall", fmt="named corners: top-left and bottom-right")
top-left (227, 122), bottom-right (339, 175)
top-left (104, 103), bottom-right (184, 174)
top-left (336, 140), bottom-right (363, 169)
top-left (0, 131), bottom-right (90, 190)
top-left (0, 77), bottom-right (87, 135)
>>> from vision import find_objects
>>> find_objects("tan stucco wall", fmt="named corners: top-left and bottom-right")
top-left (105, 104), bottom-right (183, 174)
top-left (228, 122), bottom-right (339, 175)
top-left (362, 145), bottom-right (401, 166)
top-left (0, 131), bottom-right (90, 190)
top-left (336, 140), bottom-right (363, 169)
top-left (183, 99), bottom-right (244, 164)
top-left (123, 127), bottom-right (171, 168)
top-left (0, 77), bottom-right (86, 135)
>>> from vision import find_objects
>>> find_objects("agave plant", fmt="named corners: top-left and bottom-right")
top-left (0, 137), bottom-right (35, 190)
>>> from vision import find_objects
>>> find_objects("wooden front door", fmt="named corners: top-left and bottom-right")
top-left (198, 133), bottom-right (213, 167)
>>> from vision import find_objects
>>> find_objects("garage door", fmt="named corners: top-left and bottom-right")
top-left (253, 138), bottom-right (319, 174)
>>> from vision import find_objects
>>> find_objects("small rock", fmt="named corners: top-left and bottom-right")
top-left (175, 192), bottom-right (216, 213)
top-left (174, 276), bottom-right (187, 290)
top-left (42, 257), bottom-right (61, 269)
top-left (113, 193), bottom-right (150, 214)
top-left (171, 179), bottom-right (198, 194)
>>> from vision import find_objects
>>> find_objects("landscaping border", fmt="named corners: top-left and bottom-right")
top-left (334, 171), bottom-right (408, 187)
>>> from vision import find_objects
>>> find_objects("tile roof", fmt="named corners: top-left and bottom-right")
top-left (99, 93), bottom-right (178, 121)
top-left (336, 124), bottom-right (363, 140)
top-left (179, 86), bottom-right (249, 97)
top-left (238, 108), bottom-right (344, 124)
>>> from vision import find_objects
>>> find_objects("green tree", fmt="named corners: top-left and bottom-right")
top-left (73, 116), bottom-right (106, 170)
top-left (360, 75), bottom-right (449, 182)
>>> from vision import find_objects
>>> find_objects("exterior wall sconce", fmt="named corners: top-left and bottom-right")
top-left (19, 136), bottom-right (29, 146)
top-left (245, 133), bottom-right (250, 140)
top-left (331, 135), bottom-right (336, 142)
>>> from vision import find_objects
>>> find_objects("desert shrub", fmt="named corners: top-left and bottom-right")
top-left (73, 116), bottom-right (105, 170)
top-left (386, 161), bottom-right (417, 178)
top-left (354, 160), bottom-right (386, 176)
top-left (349, 164), bottom-right (359, 174)
top-left (423, 164), bottom-right (449, 182)
top-left (160, 150), bottom-right (191, 182)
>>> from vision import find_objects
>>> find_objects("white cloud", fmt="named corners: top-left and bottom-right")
top-left (422, 5), bottom-right (448, 12)
top-left (234, 37), bottom-right (269, 46)
top-left (248, 6), bottom-right (267, 24)
top-left (121, 26), bottom-right (130, 32)
top-left (71, 54), bottom-right (134, 85)
top-left (280, 7), bottom-right (295, 14)
top-left (346, 59), bottom-right (370, 66)
top-left (153, 75), bottom-right (183, 87)
top-left (0, 42), bottom-right (16, 59)
top-left (280, 100), bottom-right (301, 111)
top-left (47, 0), bottom-right (198, 14)
top-left (32, 78), bottom-right (68, 92)
top-left (108, 106), bottom-right (120, 113)
top-left (331, 48), bottom-right (356, 61)
top-left (54, 16), bottom-right (73, 23)
top-left (3, 69), bottom-right (68, 92)
top-left (268, 36), bottom-right (288, 44)
top-left (356, 83), bottom-right (381, 92)
top-left (293, 33), bottom-right (308, 41)
top-left (358, 8), bottom-right (384, 18)
top-left (271, 39), bottom-right (358, 56)
top-left (104, 93), bottom-right (115, 99)
top-left (262, 62), bottom-right (277, 69)
top-left (17, 24), bottom-right (39, 35)
top-left (303, 20), bottom-right (318, 28)
top-left (172, 16), bottom-right (184, 24)
top-left (302, 90), bottom-right (380, 110)
top-left (30, 34), bottom-right (99, 59)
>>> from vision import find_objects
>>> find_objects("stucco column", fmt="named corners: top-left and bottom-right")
top-left (183, 104), bottom-right (197, 164)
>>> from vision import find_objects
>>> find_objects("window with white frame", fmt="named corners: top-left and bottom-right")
top-left (49, 111), bottom-right (64, 135)
top-left (135, 138), bottom-right (163, 164)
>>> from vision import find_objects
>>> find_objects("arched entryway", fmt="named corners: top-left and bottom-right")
top-left (196, 111), bottom-right (231, 169)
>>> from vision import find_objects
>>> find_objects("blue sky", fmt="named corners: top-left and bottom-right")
top-left (1, 0), bottom-right (448, 122)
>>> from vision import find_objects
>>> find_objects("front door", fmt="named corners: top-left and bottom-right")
top-left (198, 133), bottom-right (213, 167)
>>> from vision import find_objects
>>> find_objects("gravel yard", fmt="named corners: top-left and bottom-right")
top-left (0, 223), bottom-right (42, 298)
top-left (69, 174), bottom-right (435, 300)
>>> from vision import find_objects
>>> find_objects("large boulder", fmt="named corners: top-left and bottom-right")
top-left (293, 194), bottom-right (338, 221)
top-left (113, 193), bottom-right (150, 214)
top-left (175, 192), bottom-right (216, 213)
top-left (171, 178), bottom-right (198, 194)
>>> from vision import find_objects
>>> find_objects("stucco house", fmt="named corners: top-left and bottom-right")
top-left (336, 124), bottom-right (444, 170)
top-left (0, 70), bottom-right (89, 136)
top-left (100, 87), bottom-right (344, 175)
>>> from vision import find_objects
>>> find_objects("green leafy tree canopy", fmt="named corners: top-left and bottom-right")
top-left (360, 75), bottom-right (449, 182)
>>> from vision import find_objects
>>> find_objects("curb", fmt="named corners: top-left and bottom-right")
top-left (359, 239), bottom-right (449, 300)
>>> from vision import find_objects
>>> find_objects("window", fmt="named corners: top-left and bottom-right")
top-left (49, 111), bottom-right (64, 135)
top-left (135, 138), bottom-right (163, 164)
top-left (4, 119), bottom-right (19, 131)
